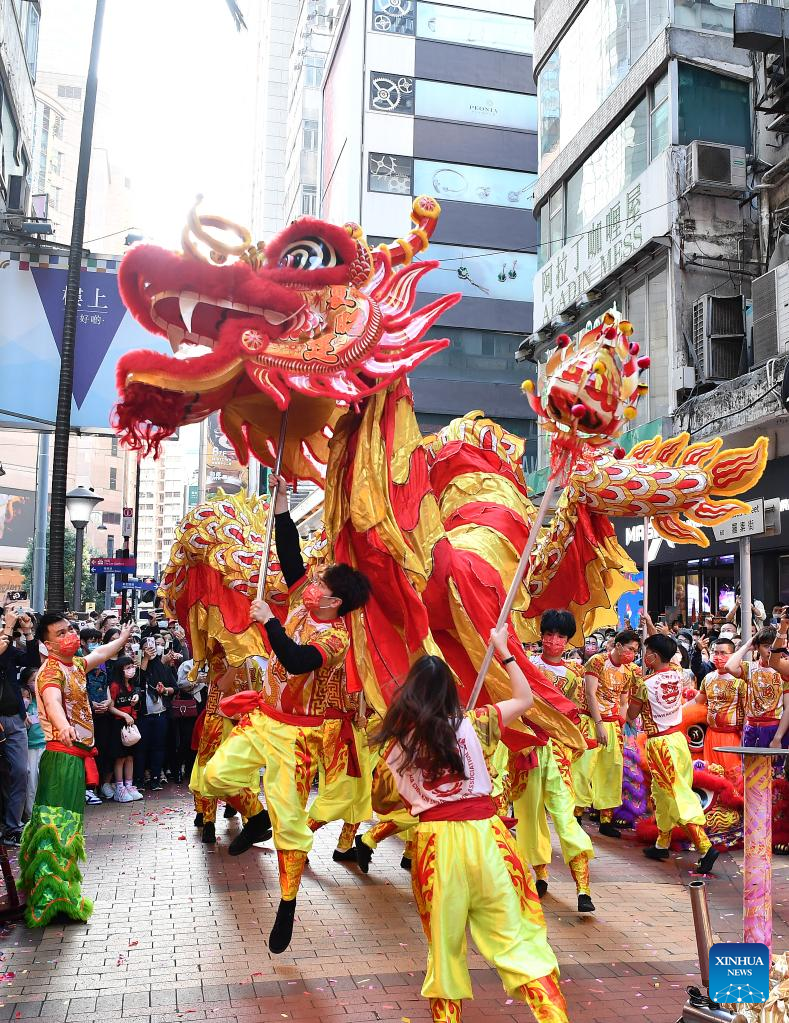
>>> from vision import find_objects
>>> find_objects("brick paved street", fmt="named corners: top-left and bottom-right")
top-left (2, 785), bottom-right (788, 1023)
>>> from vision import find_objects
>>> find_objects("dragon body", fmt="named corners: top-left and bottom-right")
top-left (115, 198), bottom-right (768, 753)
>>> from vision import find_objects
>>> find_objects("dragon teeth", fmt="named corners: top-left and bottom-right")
top-left (179, 292), bottom-right (199, 334)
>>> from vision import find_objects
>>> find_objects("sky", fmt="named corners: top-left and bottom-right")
top-left (38, 0), bottom-right (258, 250)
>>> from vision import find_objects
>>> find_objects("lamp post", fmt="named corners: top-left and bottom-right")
top-left (65, 486), bottom-right (103, 612)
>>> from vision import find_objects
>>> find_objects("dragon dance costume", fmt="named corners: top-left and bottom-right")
top-left (573, 651), bottom-right (640, 824)
top-left (19, 655), bottom-right (96, 927)
top-left (515, 654), bottom-right (593, 902)
top-left (629, 667), bottom-right (712, 857)
top-left (203, 511), bottom-right (369, 906)
top-left (699, 670), bottom-right (743, 776)
top-left (389, 704), bottom-right (568, 1023)
top-left (740, 660), bottom-right (789, 755)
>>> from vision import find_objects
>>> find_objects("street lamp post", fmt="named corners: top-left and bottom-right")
top-left (65, 486), bottom-right (103, 612)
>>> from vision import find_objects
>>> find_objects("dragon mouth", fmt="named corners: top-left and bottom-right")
top-left (148, 289), bottom-right (308, 355)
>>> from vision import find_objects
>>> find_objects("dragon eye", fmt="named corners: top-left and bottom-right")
top-left (277, 236), bottom-right (342, 270)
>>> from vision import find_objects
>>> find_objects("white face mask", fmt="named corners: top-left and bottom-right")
top-left (155, 645), bottom-right (165, 657)
top-left (131, 643), bottom-right (140, 654)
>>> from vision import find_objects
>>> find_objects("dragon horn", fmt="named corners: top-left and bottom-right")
top-left (376, 196), bottom-right (442, 267)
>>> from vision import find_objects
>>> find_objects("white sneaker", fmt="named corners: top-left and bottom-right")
top-left (126, 785), bottom-right (144, 801)
top-left (114, 787), bottom-right (134, 803)
top-left (85, 790), bottom-right (102, 805)
top-left (101, 783), bottom-right (115, 799)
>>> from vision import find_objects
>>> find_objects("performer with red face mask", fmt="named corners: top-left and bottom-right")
top-left (575, 629), bottom-right (642, 836)
top-left (19, 613), bottom-right (133, 927)
top-left (513, 610), bottom-right (595, 913)
top-left (203, 474), bottom-right (371, 954)
top-left (694, 638), bottom-right (743, 777)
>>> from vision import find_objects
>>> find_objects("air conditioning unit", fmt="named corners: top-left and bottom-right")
top-left (751, 261), bottom-right (789, 365)
top-left (6, 174), bottom-right (30, 214)
top-left (692, 293), bottom-right (745, 381)
top-left (686, 141), bottom-right (747, 197)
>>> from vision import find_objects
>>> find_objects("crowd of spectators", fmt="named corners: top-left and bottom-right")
top-left (0, 601), bottom-right (207, 845)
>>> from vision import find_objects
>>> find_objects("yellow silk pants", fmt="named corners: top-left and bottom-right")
top-left (515, 741), bottom-right (594, 866)
top-left (190, 714), bottom-right (261, 822)
top-left (411, 815), bottom-right (560, 1001)
top-left (203, 708), bottom-right (370, 853)
top-left (572, 717), bottom-right (624, 812)
top-left (645, 732), bottom-right (706, 840)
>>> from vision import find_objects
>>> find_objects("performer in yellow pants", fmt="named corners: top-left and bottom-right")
top-left (627, 634), bottom-right (718, 874)
top-left (576, 629), bottom-right (642, 837)
top-left (376, 627), bottom-right (569, 1023)
top-left (520, 610), bottom-right (594, 911)
top-left (190, 659), bottom-right (266, 844)
top-left (201, 475), bottom-right (372, 955)
top-left (515, 741), bottom-right (594, 912)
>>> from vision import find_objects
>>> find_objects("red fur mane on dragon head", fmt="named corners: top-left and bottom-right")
top-left (114, 196), bottom-right (460, 482)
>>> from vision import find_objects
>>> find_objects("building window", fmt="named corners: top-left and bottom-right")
top-left (54, 114), bottom-right (63, 139)
top-left (677, 64), bottom-right (750, 150)
top-left (371, 0), bottom-right (416, 36)
top-left (301, 186), bottom-right (317, 215)
top-left (370, 72), bottom-right (415, 114)
top-left (414, 159), bottom-right (535, 210)
top-left (111, 436), bottom-right (118, 457)
top-left (24, 3), bottom-right (40, 80)
top-left (303, 119), bottom-right (319, 151)
top-left (368, 152), bottom-right (414, 194)
top-left (626, 267), bottom-right (669, 425)
top-left (102, 511), bottom-right (121, 525)
top-left (416, 3), bottom-right (533, 54)
top-left (304, 64), bottom-right (323, 89)
top-left (538, 0), bottom-right (667, 166)
top-left (650, 74), bottom-right (670, 156)
top-left (538, 187), bottom-right (564, 266)
top-left (415, 80), bottom-right (537, 132)
top-left (674, 0), bottom-right (736, 34)
top-left (417, 242), bottom-right (536, 303)
top-left (57, 84), bottom-right (82, 100)
top-left (109, 467), bottom-right (117, 491)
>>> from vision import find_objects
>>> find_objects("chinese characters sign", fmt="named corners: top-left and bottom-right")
top-left (533, 155), bottom-right (671, 330)
top-left (712, 500), bottom-right (765, 542)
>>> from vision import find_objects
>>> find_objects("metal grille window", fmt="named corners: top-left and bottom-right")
top-left (368, 153), bottom-right (413, 194)
top-left (109, 467), bottom-right (117, 491)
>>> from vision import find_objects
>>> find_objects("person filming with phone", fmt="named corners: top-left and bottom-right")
top-left (135, 634), bottom-right (178, 791)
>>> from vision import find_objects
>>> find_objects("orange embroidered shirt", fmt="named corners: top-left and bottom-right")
top-left (700, 671), bottom-right (743, 729)
top-left (741, 660), bottom-right (786, 721)
top-left (531, 654), bottom-right (584, 706)
top-left (578, 652), bottom-right (640, 718)
top-left (36, 655), bottom-right (94, 746)
top-left (265, 584), bottom-right (353, 717)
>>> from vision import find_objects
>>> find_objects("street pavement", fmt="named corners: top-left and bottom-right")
top-left (2, 784), bottom-right (788, 1023)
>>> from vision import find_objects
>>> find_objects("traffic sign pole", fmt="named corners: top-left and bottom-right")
top-left (740, 534), bottom-right (752, 641)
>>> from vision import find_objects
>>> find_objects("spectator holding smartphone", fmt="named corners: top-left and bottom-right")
top-left (20, 670), bottom-right (45, 821)
top-left (108, 657), bottom-right (143, 801)
top-left (0, 603), bottom-right (40, 844)
top-left (81, 627), bottom-right (110, 804)
top-left (136, 636), bottom-right (176, 791)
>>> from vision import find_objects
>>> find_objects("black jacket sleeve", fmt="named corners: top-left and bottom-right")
top-left (264, 618), bottom-right (323, 675)
top-left (274, 512), bottom-right (306, 589)
top-left (690, 646), bottom-right (713, 685)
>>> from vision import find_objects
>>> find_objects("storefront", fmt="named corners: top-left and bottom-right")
top-left (612, 454), bottom-right (789, 623)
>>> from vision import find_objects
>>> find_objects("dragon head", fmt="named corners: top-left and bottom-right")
top-left (114, 196), bottom-right (460, 482)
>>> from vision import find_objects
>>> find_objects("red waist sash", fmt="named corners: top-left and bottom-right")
top-left (218, 691), bottom-right (360, 777)
top-left (419, 795), bottom-right (497, 823)
top-left (746, 716), bottom-right (780, 726)
top-left (646, 724), bottom-right (685, 739)
top-left (46, 741), bottom-right (98, 786)
top-left (708, 723), bottom-right (740, 734)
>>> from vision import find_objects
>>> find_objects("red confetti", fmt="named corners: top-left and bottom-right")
top-left (129, 941), bottom-right (138, 947)
top-left (177, 835), bottom-right (186, 840)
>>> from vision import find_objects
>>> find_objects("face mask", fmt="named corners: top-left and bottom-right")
top-left (713, 653), bottom-right (729, 670)
top-left (52, 632), bottom-right (82, 659)
top-left (541, 634), bottom-right (566, 660)
top-left (617, 647), bottom-right (638, 665)
top-left (155, 645), bottom-right (165, 657)
top-left (87, 642), bottom-right (98, 652)
top-left (123, 667), bottom-right (137, 679)
top-left (131, 643), bottom-right (140, 654)
top-left (303, 582), bottom-right (333, 613)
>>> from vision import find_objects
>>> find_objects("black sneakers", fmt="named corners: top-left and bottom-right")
top-left (228, 809), bottom-right (272, 856)
top-left (697, 847), bottom-right (719, 875)
top-left (354, 835), bottom-right (374, 873)
top-left (202, 822), bottom-right (216, 845)
top-left (577, 894), bottom-right (595, 913)
top-left (535, 879), bottom-right (549, 899)
top-left (643, 846), bottom-right (670, 861)
top-left (598, 822), bottom-right (621, 838)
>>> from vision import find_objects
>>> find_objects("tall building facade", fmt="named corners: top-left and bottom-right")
top-left (320, 0), bottom-right (538, 453)
top-left (526, 0), bottom-right (789, 618)
top-left (136, 444), bottom-right (189, 579)
top-left (283, 0), bottom-right (341, 224)
top-left (0, 0), bottom-right (40, 219)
